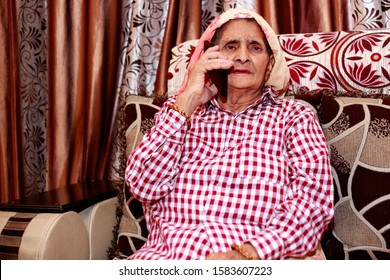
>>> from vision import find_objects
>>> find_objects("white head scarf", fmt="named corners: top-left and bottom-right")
top-left (177, 8), bottom-right (290, 97)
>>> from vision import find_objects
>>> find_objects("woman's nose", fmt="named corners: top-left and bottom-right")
top-left (234, 47), bottom-right (249, 63)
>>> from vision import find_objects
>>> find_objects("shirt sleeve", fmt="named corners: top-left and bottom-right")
top-left (125, 96), bottom-right (188, 203)
top-left (246, 106), bottom-right (334, 259)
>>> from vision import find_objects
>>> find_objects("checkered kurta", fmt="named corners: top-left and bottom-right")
top-left (125, 87), bottom-right (334, 260)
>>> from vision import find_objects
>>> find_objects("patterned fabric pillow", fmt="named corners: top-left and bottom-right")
top-left (123, 95), bottom-right (163, 157)
top-left (167, 30), bottom-right (390, 97)
top-left (107, 183), bottom-right (149, 259)
top-left (280, 30), bottom-right (390, 92)
top-left (320, 94), bottom-right (390, 259)
top-left (107, 95), bottom-right (163, 259)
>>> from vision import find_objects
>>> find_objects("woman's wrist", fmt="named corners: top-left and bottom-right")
top-left (231, 244), bottom-right (254, 260)
top-left (241, 243), bottom-right (260, 260)
top-left (174, 93), bottom-right (199, 117)
top-left (168, 104), bottom-right (191, 129)
top-left (230, 243), bottom-right (260, 260)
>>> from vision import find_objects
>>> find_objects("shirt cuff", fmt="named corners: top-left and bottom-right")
top-left (154, 107), bottom-right (189, 143)
top-left (246, 228), bottom-right (285, 260)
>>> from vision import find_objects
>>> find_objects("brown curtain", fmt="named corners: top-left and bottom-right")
top-left (46, 0), bottom-right (121, 191)
top-left (0, 0), bottom-right (123, 203)
top-left (0, 0), bottom-right (23, 202)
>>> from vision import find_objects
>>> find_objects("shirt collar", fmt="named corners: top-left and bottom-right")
top-left (198, 86), bottom-right (279, 116)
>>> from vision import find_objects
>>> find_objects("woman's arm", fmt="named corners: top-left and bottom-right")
top-left (125, 97), bottom-right (189, 203)
top-left (245, 107), bottom-right (334, 259)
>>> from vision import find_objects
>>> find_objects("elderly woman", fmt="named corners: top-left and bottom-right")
top-left (125, 8), bottom-right (334, 260)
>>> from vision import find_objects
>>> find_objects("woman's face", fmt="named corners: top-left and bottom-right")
top-left (218, 19), bottom-right (275, 95)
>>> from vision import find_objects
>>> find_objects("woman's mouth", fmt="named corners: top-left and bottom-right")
top-left (231, 68), bottom-right (251, 74)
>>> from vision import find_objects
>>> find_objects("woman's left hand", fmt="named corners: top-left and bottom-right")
top-left (205, 250), bottom-right (246, 260)
top-left (205, 243), bottom-right (260, 260)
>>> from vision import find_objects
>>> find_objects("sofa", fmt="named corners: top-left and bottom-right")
top-left (0, 181), bottom-right (119, 260)
top-left (1, 28), bottom-right (389, 260)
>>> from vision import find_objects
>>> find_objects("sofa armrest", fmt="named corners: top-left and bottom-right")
top-left (79, 196), bottom-right (118, 260)
top-left (0, 211), bottom-right (89, 259)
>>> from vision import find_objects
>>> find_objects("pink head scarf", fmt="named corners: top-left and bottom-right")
top-left (177, 8), bottom-right (290, 97)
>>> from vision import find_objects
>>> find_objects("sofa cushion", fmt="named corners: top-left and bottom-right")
top-left (286, 87), bottom-right (388, 106)
top-left (123, 95), bottom-right (164, 159)
top-left (320, 94), bottom-right (390, 259)
top-left (279, 30), bottom-right (390, 92)
top-left (168, 30), bottom-right (390, 96)
top-left (107, 183), bottom-right (148, 259)
top-left (107, 95), bottom-right (162, 259)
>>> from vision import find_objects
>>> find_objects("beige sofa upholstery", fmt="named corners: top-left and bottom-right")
top-left (0, 195), bottom-right (117, 260)
top-left (79, 197), bottom-right (117, 260)
top-left (0, 211), bottom-right (88, 259)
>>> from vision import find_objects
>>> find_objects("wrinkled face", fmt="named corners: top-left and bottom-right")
top-left (218, 19), bottom-right (275, 94)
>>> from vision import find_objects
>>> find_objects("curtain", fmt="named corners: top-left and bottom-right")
top-left (1, 0), bottom-right (389, 203)
top-left (0, 0), bottom-right (124, 203)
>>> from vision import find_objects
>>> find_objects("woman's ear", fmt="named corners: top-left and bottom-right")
top-left (264, 55), bottom-right (275, 82)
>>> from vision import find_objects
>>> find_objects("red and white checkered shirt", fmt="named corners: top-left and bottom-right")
top-left (125, 87), bottom-right (334, 260)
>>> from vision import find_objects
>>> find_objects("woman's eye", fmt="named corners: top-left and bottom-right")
top-left (224, 44), bottom-right (236, 50)
top-left (251, 45), bottom-right (263, 52)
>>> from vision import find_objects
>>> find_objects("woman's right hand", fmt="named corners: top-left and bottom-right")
top-left (175, 45), bottom-right (234, 116)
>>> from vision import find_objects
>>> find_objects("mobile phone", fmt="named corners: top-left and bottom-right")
top-left (204, 41), bottom-right (228, 98)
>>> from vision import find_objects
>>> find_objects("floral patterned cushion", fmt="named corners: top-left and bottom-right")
top-left (280, 29), bottom-right (390, 92)
top-left (320, 94), bottom-right (390, 259)
top-left (123, 95), bottom-right (163, 158)
top-left (168, 30), bottom-right (390, 96)
top-left (107, 183), bottom-right (149, 259)
top-left (108, 95), bottom-right (162, 259)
